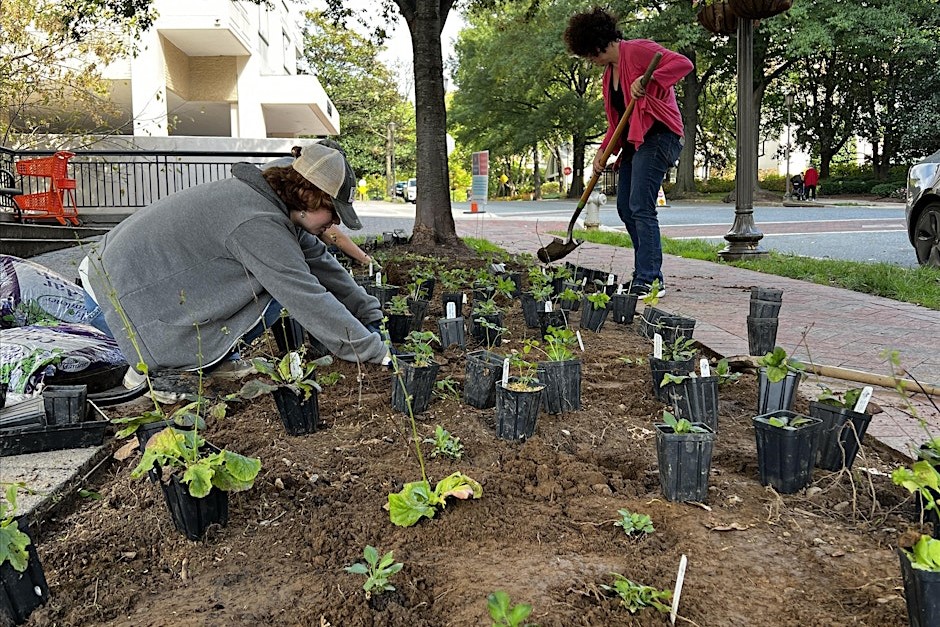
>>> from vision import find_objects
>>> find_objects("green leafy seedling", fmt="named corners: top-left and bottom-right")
top-left (487, 590), bottom-right (533, 627)
top-left (387, 472), bottom-right (482, 527)
top-left (247, 349), bottom-right (333, 400)
top-left (387, 295), bottom-right (412, 316)
top-left (601, 573), bottom-right (672, 614)
top-left (0, 483), bottom-right (32, 572)
top-left (424, 425), bottom-right (464, 460)
top-left (614, 508), bottom-right (654, 536)
top-left (757, 346), bottom-right (805, 383)
top-left (641, 279), bottom-right (662, 306)
top-left (433, 376), bottom-right (461, 401)
top-left (661, 410), bottom-right (707, 434)
top-left (766, 414), bottom-right (813, 430)
top-left (715, 358), bottom-right (741, 384)
top-left (586, 291), bottom-right (610, 310)
top-left (659, 372), bottom-right (689, 388)
top-left (344, 545), bottom-right (403, 598)
top-left (815, 385), bottom-right (863, 409)
top-left (892, 460), bottom-right (940, 517)
top-left (904, 534), bottom-right (940, 572)
top-left (402, 330), bottom-right (440, 367)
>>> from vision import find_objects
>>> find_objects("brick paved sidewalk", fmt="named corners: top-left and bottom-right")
top-left (455, 213), bottom-right (940, 457)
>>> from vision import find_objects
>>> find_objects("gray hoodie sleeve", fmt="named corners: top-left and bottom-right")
top-left (226, 217), bottom-right (388, 364)
top-left (296, 232), bottom-right (383, 325)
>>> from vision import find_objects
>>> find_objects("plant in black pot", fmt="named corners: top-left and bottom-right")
top-left (637, 280), bottom-right (668, 339)
top-left (756, 347), bottom-right (805, 414)
top-left (464, 349), bottom-right (505, 409)
top-left (556, 286), bottom-right (582, 312)
top-left (365, 272), bottom-right (399, 309)
top-left (809, 385), bottom-right (874, 471)
top-left (896, 534), bottom-right (940, 627)
top-left (270, 309), bottom-right (306, 353)
top-left (384, 295), bottom-right (413, 343)
top-left (521, 282), bottom-right (553, 329)
top-left (549, 264), bottom-right (573, 297)
top-left (656, 313), bottom-right (696, 346)
top-left (495, 351), bottom-right (544, 441)
top-left (580, 291), bottom-right (611, 333)
top-left (660, 372), bottom-right (719, 433)
top-left (439, 268), bottom-right (468, 317)
top-left (649, 336), bottom-right (697, 401)
top-left (0, 483), bottom-right (49, 626)
top-left (610, 289), bottom-right (639, 325)
top-left (655, 410), bottom-right (715, 502)
top-left (391, 331), bottom-right (441, 415)
top-left (245, 350), bottom-right (332, 435)
top-left (533, 326), bottom-right (581, 414)
top-left (893, 442), bottom-right (940, 539)
top-left (409, 264), bottom-right (436, 301)
top-left (470, 298), bottom-right (504, 347)
top-left (131, 427), bottom-right (261, 539)
top-left (752, 410), bottom-right (822, 494)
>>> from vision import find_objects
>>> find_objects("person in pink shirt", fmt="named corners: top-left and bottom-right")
top-left (564, 8), bottom-right (692, 298)
top-left (803, 165), bottom-right (819, 201)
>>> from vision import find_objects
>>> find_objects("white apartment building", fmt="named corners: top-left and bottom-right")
top-left (100, 0), bottom-right (337, 145)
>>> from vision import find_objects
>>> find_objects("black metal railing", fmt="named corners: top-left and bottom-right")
top-left (0, 147), bottom-right (290, 210)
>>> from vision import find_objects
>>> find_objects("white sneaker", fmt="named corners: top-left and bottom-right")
top-left (123, 367), bottom-right (147, 389)
top-left (208, 358), bottom-right (255, 380)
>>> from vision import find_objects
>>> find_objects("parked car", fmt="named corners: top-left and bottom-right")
top-left (394, 181), bottom-right (406, 198)
top-left (906, 149), bottom-right (940, 267)
top-left (405, 178), bottom-right (417, 204)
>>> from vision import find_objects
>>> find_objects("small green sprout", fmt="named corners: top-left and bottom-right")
top-left (424, 425), bottom-right (464, 459)
top-left (344, 545), bottom-right (404, 599)
top-left (487, 590), bottom-right (533, 627)
top-left (613, 508), bottom-right (654, 536)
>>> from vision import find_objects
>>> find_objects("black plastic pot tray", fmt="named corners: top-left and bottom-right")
top-left (0, 420), bottom-right (110, 457)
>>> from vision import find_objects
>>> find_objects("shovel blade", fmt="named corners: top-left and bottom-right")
top-left (536, 237), bottom-right (583, 263)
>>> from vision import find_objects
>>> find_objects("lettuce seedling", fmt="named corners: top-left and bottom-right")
top-left (344, 545), bottom-right (403, 598)
top-left (601, 573), bottom-right (672, 614)
top-left (487, 590), bottom-right (533, 627)
top-left (387, 472), bottom-right (482, 527)
top-left (424, 425), bottom-right (464, 460)
top-left (614, 508), bottom-right (654, 536)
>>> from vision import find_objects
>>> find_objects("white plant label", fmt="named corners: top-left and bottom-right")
top-left (375, 272), bottom-right (382, 286)
top-left (581, 277), bottom-right (588, 286)
top-left (462, 293), bottom-right (468, 304)
top-left (576, 330), bottom-right (585, 352)
top-left (653, 333), bottom-right (663, 359)
top-left (854, 386), bottom-right (874, 413)
top-left (501, 359), bottom-right (510, 386)
top-left (369, 262), bottom-right (374, 276)
top-left (607, 273), bottom-right (615, 285)
top-left (544, 301), bottom-right (553, 312)
top-left (446, 302), bottom-right (457, 319)
top-left (699, 359), bottom-right (711, 378)
top-left (616, 284), bottom-right (624, 295)
top-left (670, 554), bottom-right (688, 625)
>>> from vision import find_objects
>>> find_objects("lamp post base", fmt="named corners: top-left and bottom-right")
top-left (718, 215), bottom-right (768, 261)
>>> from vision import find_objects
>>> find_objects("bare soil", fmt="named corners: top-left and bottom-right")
top-left (25, 247), bottom-right (921, 627)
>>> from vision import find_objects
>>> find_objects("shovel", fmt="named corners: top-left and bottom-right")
top-left (537, 52), bottom-right (663, 264)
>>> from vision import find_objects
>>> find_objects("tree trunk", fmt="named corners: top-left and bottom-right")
top-left (673, 48), bottom-right (701, 196)
top-left (532, 143), bottom-right (541, 200)
top-left (569, 132), bottom-right (586, 199)
top-left (401, 0), bottom-right (462, 248)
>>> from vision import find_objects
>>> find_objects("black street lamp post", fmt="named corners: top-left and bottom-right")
top-left (718, 17), bottom-right (768, 261)
top-left (784, 93), bottom-right (794, 201)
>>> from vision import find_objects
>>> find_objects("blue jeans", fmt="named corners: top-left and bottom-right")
top-left (616, 131), bottom-right (683, 287)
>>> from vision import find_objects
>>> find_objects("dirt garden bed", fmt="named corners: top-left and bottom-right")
top-left (21, 244), bottom-right (924, 626)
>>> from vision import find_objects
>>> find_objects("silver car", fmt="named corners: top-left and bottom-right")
top-left (906, 149), bottom-right (940, 267)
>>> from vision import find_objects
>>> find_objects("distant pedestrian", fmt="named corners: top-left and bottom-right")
top-left (790, 173), bottom-right (804, 201)
top-left (804, 165), bottom-right (819, 201)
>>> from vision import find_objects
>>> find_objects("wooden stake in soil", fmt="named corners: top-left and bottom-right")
top-left (670, 554), bottom-right (688, 625)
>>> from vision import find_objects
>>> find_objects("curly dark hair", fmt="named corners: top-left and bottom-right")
top-left (262, 166), bottom-right (333, 215)
top-left (564, 7), bottom-right (623, 58)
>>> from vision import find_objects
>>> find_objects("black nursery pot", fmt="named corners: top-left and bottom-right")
top-left (757, 369), bottom-right (801, 414)
top-left (498, 272), bottom-right (522, 298)
top-left (41, 384), bottom-right (87, 425)
top-left (538, 309), bottom-right (568, 339)
top-left (898, 547), bottom-right (940, 627)
top-left (638, 306), bottom-right (668, 340)
top-left (558, 281), bottom-right (581, 312)
top-left (657, 315), bottom-right (696, 345)
top-left (437, 316), bottom-right (465, 349)
top-left (470, 312), bottom-right (503, 347)
top-left (366, 284), bottom-right (399, 309)
top-left (160, 473), bottom-right (229, 540)
top-left (495, 379), bottom-right (544, 441)
top-left (663, 376), bottom-right (719, 432)
top-left (753, 411), bottom-right (823, 494)
top-left (649, 357), bottom-right (695, 401)
top-left (579, 300), bottom-right (609, 332)
top-left (441, 292), bottom-right (464, 319)
top-left (520, 293), bottom-right (544, 328)
top-left (0, 382), bottom-right (8, 409)
top-left (137, 414), bottom-right (201, 454)
top-left (408, 298), bottom-right (430, 332)
top-left (0, 519), bottom-right (50, 626)
top-left (655, 423), bottom-right (715, 502)
top-left (415, 278), bottom-right (436, 300)
top-left (385, 313), bottom-right (412, 343)
top-left (537, 359), bottom-right (581, 414)
top-left (750, 286), bottom-right (783, 318)
top-left (391, 357), bottom-right (440, 415)
top-left (809, 401), bottom-right (872, 471)
top-left (271, 387), bottom-right (319, 435)
top-left (271, 316), bottom-right (305, 352)
top-left (464, 349), bottom-right (504, 409)
top-left (747, 316), bottom-right (779, 357)
top-left (610, 293), bottom-right (638, 324)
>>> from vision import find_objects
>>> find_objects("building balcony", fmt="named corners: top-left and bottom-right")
top-left (259, 75), bottom-right (340, 137)
top-left (156, 0), bottom-right (253, 56)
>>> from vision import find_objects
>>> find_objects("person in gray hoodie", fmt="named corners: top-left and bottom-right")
top-left (82, 141), bottom-right (390, 381)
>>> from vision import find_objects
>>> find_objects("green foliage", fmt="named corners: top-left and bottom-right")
top-left (111, 404), bottom-right (209, 439)
top-left (0, 483), bottom-right (32, 572)
top-left (659, 372), bottom-right (689, 387)
top-left (463, 237), bottom-right (508, 257)
top-left (542, 326), bottom-right (577, 362)
top-left (402, 331), bottom-right (440, 368)
top-left (317, 371), bottom-right (345, 387)
top-left (344, 545), bottom-right (404, 598)
top-left (247, 350), bottom-right (333, 400)
top-left (387, 295), bottom-right (412, 316)
top-left (433, 376), bottom-right (461, 401)
top-left (439, 268), bottom-right (469, 293)
top-left (130, 428), bottom-right (261, 498)
top-left (496, 276), bottom-right (517, 300)
top-left (892, 459), bottom-right (940, 519)
top-left (601, 574), bottom-right (672, 614)
top-left (424, 425), bottom-right (464, 460)
top-left (757, 347), bottom-right (805, 383)
top-left (642, 279), bottom-right (662, 307)
top-left (507, 348), bottom-right (539, 388)
top-left (661, 410), bottom-right (708, 434)
top-left (815, 385), bottom-right (863, 409)
top-left (766, 414), bottom-right (813, 430)
top-left (715, 358), bottom-right (741, 385)
top-left (661, 336), bottom-right (697, 362)
top-left (614, 508), bottom-right (654, 536)
top-left (473, 299), bottom-right (501, 316)
top-left (387, 472), bottom-right (483, 527)
top-left (903, 535), bottom-right (940, 572)
top-left (487, 590), bottom-right (533, 627)
top-left (586, 291), bottom-right (610, 310)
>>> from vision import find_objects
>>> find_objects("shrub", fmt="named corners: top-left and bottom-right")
top-left (697, 178), bottom-right (735, 193)
top-left (869, 181), bottom-right (906, 199)
top-left (760, 174), bottom-right (787, 192)
top-left (541, 181), bottom-right (560, 195)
